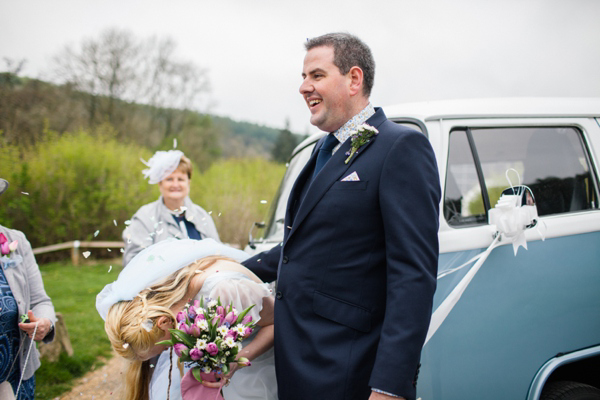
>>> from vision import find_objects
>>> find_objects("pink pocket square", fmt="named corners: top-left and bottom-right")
top-left (341, 171), bottom-right (360, 181)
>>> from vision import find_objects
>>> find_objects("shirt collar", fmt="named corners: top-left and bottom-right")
top-left (332, 103), bottom-right (376, 146)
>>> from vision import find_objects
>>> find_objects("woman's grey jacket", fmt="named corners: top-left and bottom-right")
top-left (122, 196), bottom-right (220, 267)
top-left (0, 226), bottom-right (56, 380)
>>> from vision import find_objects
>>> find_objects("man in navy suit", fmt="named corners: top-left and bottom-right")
top-left (243, 33), bottom-right (440, 400)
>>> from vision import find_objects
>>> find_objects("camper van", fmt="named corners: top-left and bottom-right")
top-left (246, 98), bottom-right (600, 400)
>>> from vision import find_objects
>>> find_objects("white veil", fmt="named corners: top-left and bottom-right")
top-left (96, 238), bottom-right (250, 320)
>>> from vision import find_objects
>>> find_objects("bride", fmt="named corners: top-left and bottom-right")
top-left (96, 239), bottom-right (277, 400)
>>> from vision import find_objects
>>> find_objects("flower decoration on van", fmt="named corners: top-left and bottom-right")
top-left (345, 124), bottom-right (379, 164)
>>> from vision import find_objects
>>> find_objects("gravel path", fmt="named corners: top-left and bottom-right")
top-left (57, 353), bottom-right (126, 400)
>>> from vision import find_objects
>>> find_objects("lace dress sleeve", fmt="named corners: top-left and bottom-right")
top-left (207, 277), bottom-right (272, 324)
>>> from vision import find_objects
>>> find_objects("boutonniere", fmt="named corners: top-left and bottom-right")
top-left (344, 124), bottom-right (379, 164)
top-left (0, 233), bottom-right (21, 269)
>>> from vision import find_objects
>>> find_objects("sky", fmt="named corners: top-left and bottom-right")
top-left (3, 0), bottom-right (600, 135)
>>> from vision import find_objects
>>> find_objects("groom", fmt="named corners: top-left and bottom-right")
top-left (244, 33), bottom-right (440, 400)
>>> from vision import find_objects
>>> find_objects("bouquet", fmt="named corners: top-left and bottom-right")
top-left (157, 296), bottom-right (256, 396)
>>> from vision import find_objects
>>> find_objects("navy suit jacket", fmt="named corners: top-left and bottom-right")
top-left (244, 108), bottom-right (440, 400)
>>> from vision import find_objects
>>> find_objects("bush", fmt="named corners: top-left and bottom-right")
top-left (191, 158), bottom-right (285, 248)
top-left (0, 126), bottom-right (156, 252)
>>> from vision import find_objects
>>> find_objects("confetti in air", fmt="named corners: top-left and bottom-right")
top-left (173, 138), bottom-right (178, 149)
top-left (82, 251), bottom-right (91, 258)
top-left (107, 248), bottom-right (111, 252)
top-left (120, 248), bottom-right (124, 253)
top-left (124, 220), bottom-right (132, 226)
top-left (108, 265), bottom-right (113, 273)
top-left (21, 192), bottom-right (29, 195)
top-left (123, 343), bottom-right (129, 349)
top-left (113, 220), bottom-right (117, 226)
top-left (260, 200), bottom-right (268, 204)
top-left (94, 230), bottom-right (100, 237)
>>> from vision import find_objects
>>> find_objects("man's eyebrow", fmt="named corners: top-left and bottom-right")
top-left (303, 68), bottom-right (326, 78)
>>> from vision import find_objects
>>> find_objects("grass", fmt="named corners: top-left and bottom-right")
top-left (35, 260), bottom-right (119, 400)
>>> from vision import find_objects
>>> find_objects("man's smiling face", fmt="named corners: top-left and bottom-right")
top-left (299, 46), bottom-right (354, 133)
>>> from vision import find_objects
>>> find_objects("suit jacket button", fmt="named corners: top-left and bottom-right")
top-left (276, 291), bottom-right (283, 299)
top-left (282, 256), bottom-right (289, 264)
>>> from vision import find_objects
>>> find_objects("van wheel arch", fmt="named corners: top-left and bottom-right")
top-left (541, 381), bottom-right (600, 400)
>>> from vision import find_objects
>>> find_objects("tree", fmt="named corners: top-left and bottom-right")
top-left (51, 28), bottom-right (210, 141)
top-left (271, 119), bottom-right (300, 163)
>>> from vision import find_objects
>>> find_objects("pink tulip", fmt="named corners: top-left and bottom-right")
top-left (189, 348), bottom-right (203, 361)
top-left (216, 306), bottom-right (225, 316)
top-left (242, 315), bottom-right (253, 325)
top-left (8, 241), bottom-right (17, 252)
top-left (0, 242), bottom-right (9, 255)
top-left (206, 342), bottom-right (219, 356)
top-left (174, 343), bottom-right (189, 357)
top-left (224, 311), bottom-right (236, 326)
top-left (176, 311), bottom-right (187, 323)
top-left (0, 233), bottom-right (7, 245)
top-left (212, 315), bottom-right (223, 327)
top-left (244, 327), bottom-right (253, 336)
top-left (225, 330), bottom-right (238, 340)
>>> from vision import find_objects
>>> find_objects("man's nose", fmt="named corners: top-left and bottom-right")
top-left (299, 79), bottom-right (312, 95)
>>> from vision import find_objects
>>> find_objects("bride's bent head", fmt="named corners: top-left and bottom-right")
top-left (103, 256), bottom-right (225, 400)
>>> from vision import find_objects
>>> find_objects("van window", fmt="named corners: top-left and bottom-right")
top-left (444, 126), bottom-right (597, 226)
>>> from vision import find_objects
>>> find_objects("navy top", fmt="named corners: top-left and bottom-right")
top-left (172, 215), bottom-right (202, 240)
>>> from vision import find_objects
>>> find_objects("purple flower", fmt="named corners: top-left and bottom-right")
top-left (212, 315), bottom-right (223, 327)
top-left (189, 348), bottom-right (203, 361)
top-left (242, 315), bottom-right (252, 325)
top-left (193, 299), bottom-right (200, 308)
top-left (176, 311), bottom-right (187, 323)
top-left (174, 343), bottom-right (189, 357)
top-left (217, 306), bottom-right (225, 316)
top-left (244, 327), bottom-right (253, 336)
top-left (206, 342), bottom-right (219, 356)
top-left (225, 330), bottom-right (238, 340)
top-left (190, 324), bottom-right (201, 337)
top-left (224, 311), bottom-right (236, 326)
top-left (188, 308), bottom-right (197, 320)
top-left (178, 322), bottom-right (191, 334)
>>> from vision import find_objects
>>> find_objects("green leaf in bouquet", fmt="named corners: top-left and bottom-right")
top-left (235, 304), bottom-right (256, 325)
top-left (222, 364), bottom-right (230, 375)
top-left (217, 297), bottom-right (222, 307)
top-left (155, 339), bottom-right (175, 346)
top-left (192, 367), bottom-right (203, 383)
top-left (169, 329), bottom-right (196, 348)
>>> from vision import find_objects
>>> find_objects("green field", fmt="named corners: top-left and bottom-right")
top-left (35, 261), bottom-right (118, 400)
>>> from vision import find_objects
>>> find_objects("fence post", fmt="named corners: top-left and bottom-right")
top-left (71, 240), bottom-right (80, 266)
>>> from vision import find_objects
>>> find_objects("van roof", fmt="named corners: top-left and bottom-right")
top-left (383, 97), bottom-right (600, 121)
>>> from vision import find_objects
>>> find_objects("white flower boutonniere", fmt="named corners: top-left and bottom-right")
top-left (344, 124), bottom-right (379, 164)
top-left (0, 233), bottom-right (22, 269)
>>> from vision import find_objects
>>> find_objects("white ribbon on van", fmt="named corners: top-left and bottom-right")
top-left (425, 176), bottom-right (544, 345)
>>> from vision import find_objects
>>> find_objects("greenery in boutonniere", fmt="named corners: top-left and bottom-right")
top-left (344, 124), bottom-right (379, 164)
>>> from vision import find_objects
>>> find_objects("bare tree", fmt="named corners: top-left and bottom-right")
top-left (51, 28), bottom-right (210, 137)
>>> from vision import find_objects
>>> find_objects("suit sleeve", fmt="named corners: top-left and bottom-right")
top-left (368, 130), bottom-right (440, 399)
top-left (242, 243), bottom-right (282, 283)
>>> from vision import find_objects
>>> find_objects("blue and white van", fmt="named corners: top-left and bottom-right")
top-left (246, 98), bottom-right (600, 400)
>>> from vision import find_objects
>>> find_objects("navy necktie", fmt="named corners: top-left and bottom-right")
top-left (313, 134), bottom-right (339, 179)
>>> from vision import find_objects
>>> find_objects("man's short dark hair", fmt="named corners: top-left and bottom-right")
top-left (305, 32), bottom-right (375, 97)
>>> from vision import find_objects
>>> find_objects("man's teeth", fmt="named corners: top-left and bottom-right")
top-left (309, 99), bottom-right (322, 106)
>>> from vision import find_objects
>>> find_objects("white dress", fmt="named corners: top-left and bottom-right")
top-left (149, 271), bottom-right (277, 400)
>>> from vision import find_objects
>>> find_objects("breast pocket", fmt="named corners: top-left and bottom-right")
top-left (331, 181), bottom-right (368, 191)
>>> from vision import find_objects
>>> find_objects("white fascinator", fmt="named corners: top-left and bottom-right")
top-left (141, 150), bottom-right (184, 184)
top-left (96, 238), bottom-right (249, 320)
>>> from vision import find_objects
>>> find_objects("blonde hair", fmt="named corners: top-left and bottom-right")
top-left (105, 255), bottom-right (228, 400)
top-left (177, 155), bottom-right (193, 179)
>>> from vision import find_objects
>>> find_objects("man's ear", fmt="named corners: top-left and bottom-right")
top-left (157, 316), bottom-right (174, 332)
top-left (347, 66), bottom-right (364, 96)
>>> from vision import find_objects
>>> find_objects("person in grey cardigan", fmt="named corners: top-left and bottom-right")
top-left (0, 178), bottom-right (56, 400)
top-left (122, 151), bottom-right (220, 267)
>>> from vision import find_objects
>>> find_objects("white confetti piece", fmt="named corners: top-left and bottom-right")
top-left (108, 265), bottom-right (113, 273)
top-left (150, 364), bottom-right (155, 369)
top-left (187, 215), bottom-right (194, 221)
top-left (127, 238), bottom-right (132, 244)
top-left (173, 138), bottom-right (177, 149)
top-left (260, 200), bottom-right (268, 204)
top-left (208, 211), bottom-right (213, 215)
top-left (180, 206), bottom-right (187, 212)
top-left (124, 220), bottom-right (132, 225)
top-left (156, 229), bottom-right (164, 234)
top-left (21, 192), bottom-right (29, 195)
top-left (120, 248), bottom-right (124, 253)
top-left (141, 319), bottom-right (153, 332)
top-left (94, 230), bottom-right (100, 237)
top-left (218, 212), bottom-right (222, 217)
top-left (113, 220), bottom-right (117, 226)
top-left (82, 251), bottom-right (91, 258)
top-left (123, 343), bottom-right (129, 349)
top-left (107, 248), bottom-right (111, 252)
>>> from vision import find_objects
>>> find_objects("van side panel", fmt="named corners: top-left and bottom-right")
top-left (417, 231), bottom-right (600, 399)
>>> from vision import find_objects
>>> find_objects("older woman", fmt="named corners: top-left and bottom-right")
top-left (0, 179), bottom-right (56, 400)
top-left (123, 150), bottom-right (220, 266)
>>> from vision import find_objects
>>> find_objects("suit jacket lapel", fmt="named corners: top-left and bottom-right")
top-left (285, 108), bottom-right (388, 243)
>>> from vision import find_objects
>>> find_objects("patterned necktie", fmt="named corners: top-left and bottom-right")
top-left (312, 134), bottom-right (339, 179)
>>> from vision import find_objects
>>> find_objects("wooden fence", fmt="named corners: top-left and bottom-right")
top-left (32, 240), bottom-right (124, 265)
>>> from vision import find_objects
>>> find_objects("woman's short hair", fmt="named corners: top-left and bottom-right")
top-left (177, 155), bottom-right (193, 179)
